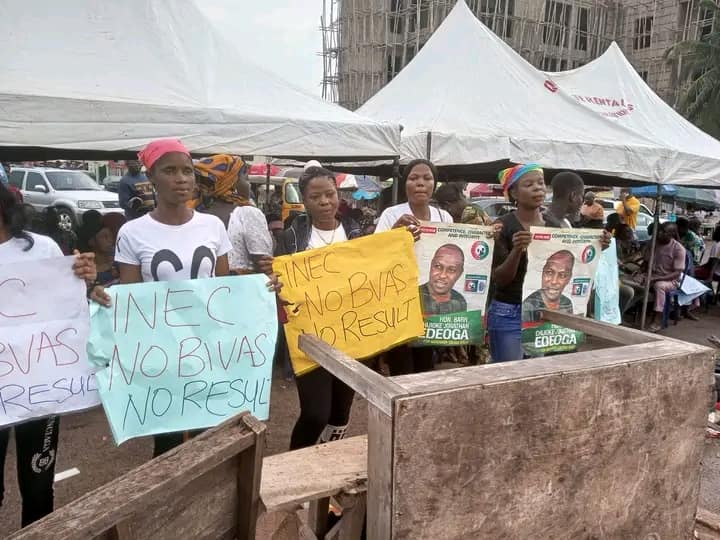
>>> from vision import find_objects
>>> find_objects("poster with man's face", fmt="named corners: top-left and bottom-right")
top-left (414, 222), bottom-right (495, 346)
top-left (522, 227), bottom-right (602, 356)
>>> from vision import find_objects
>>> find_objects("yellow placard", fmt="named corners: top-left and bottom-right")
top-left (274, 229), bottom-right (424, 376)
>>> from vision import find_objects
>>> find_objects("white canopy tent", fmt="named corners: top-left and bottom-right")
top-left (356, 1), bottom-right (720, 185)
top-left (546, 43), bottom-right (720, 186)
top-left (0, 0), bottom-right (400, 161)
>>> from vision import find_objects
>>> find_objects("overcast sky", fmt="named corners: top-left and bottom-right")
top-left (198, 0), bottom-right (325, 96)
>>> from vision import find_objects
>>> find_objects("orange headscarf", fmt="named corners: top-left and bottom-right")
top-left (190, 154), bottom-right (249, 209)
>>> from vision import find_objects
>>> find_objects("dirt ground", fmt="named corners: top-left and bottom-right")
top-left (0, 313), bottom-right (718, 536)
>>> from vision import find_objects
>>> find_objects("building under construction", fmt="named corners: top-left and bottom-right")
top-left (321, 0), bottom-right (716, 110)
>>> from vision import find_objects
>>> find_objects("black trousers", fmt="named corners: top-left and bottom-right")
top-left (289, 366), bottom-right (355, 450)
top-left (152, 430), bottom-right (204, 458)
top-left (386, 344), bottom-right (435, 376)
top-left (0, 416), bottom-right (60, 527)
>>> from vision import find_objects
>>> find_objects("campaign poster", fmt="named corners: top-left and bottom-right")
top-left (414, 222), bottom-right (495, 346)
top-left (522, 227), bottom-right (602, 356)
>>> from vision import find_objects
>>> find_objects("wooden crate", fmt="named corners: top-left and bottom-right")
top-left (301, 312), bottom-right (716, 539)
top-left (10, 413), bottom-right (265, 540)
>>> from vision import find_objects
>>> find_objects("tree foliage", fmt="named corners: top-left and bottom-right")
top-left (666, 0), bottom-right (720, 137)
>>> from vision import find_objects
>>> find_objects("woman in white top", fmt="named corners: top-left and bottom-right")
top-left (113, 139), bottom-right (246, 457)
top-left (374, 159), bottom-right (452, 238)
top-left (0, 182), bottom-right (96, 527)
top-left (375, 159), bottom-right (451, 375)
top-left (273, 167), bottom-right (365, 450)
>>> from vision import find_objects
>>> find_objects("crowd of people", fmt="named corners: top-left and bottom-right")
top-left (1, 138), bottom-right (718, 528)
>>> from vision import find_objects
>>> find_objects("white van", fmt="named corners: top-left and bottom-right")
top-left (8, 167), bottom-right (121, 229)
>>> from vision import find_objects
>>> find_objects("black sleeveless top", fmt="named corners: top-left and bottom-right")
top-left (491, 212), bottom-right (552, 305)
top-left (492, 213), bottom-right (526, 305)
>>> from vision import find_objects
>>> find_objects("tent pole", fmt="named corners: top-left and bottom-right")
top-left (265, 162), bottom-right (271, 214)
top-left (392, 158), bottom-right (400, 205)
top-left (640, 184), bottom-right (661, 330)
top-left (426, 131), bottom-right (432, 160)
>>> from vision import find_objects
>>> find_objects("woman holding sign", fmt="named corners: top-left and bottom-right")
top-left (488, 164), bottom-right (547, 363)
top-left (375, 160), bottom-right (452, 375)
top-left (111, 139), bottom-right (279, 457)
top-left (0, 182), bottom-right (97, 527)
top-left (274, 166), bottom-right (365, 450)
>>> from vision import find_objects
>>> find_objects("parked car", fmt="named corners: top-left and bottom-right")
top-left (8, 167), bottom-right (122, 229)
top-left (101, 175), bottom-right (123, 193)
top-left (468, 197), bottom-right (515, 220)
top-left (0, 165), bottom-right (22, 202)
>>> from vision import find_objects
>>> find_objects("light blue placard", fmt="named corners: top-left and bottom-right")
top-left (87, 274), bottom-right (277, 444)
top-left (594, 238), bottom-right (621, 325)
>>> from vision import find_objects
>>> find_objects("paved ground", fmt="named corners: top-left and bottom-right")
top-left (0, 311), bottom-right (718, 536)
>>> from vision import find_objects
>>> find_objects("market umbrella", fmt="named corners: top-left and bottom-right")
top-left (631, 185), bottom-right (718, 207)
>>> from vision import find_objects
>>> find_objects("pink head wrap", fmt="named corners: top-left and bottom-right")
top-left (137, 139), bottom-right (191, 170)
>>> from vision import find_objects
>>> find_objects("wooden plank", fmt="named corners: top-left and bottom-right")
top-left (367, 406), bottom-right (393, 540)
top-left (390, 350), bottom-right (713, 539)
top-left (236, 414), bottom-right (266, 540)
top-left (299, 334), bottom-right (407, 415)
top-left (10, 414), bottom-right (259, 540)
top-left (541, 310), bottom-right (662, 345)
top-left (261, 436), bottom-right (368, 512)
top-left (126, 458), bottom-right (240, 540)
top-left (697, 508), bottom-right (720, 533)
top-left (390, 338), bottom-right (711, 396)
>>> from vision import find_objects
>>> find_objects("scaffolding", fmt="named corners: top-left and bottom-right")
top-left (320, 0), bottom-right (717, 111)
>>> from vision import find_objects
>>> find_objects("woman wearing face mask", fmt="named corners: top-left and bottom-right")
top-left (488, 164), bottom-right (546, 363)
top-left (0, 183), bottom-right (96, 527)
top-left (375, 159), bottom-right (452, 238)
top-left (112, 139), bottom-right (256, 457)
top-left (275, 166), bottom-right (365, 450)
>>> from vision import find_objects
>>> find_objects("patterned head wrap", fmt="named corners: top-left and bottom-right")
top-left (191, 154), bottom-right (249, 209)
top-left (498, 164), bottom-right (543, 198)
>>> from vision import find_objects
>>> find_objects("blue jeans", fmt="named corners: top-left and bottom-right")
top-left (487, 300), bottom-right (523, 362)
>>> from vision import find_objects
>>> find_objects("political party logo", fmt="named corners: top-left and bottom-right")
top-left (581, 245), bottom-right (596, 263)
top-left (464, 274), bottom-right (487, 294)
top-left (572, 278), bottom-right (592, 297)
top-left (470, 241), bottom-right (490, 260)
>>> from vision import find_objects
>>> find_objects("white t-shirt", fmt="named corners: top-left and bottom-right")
top-left (0, 232), bottom-right (62, 263)
top-left (115, 212), bottom-right (232, 282)
top-left (226, 205), bottom-right (273, 271)
top-left (374, 202), bottom-right (452, 233)
top-left (308, 223), bottom-right (348, 249)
